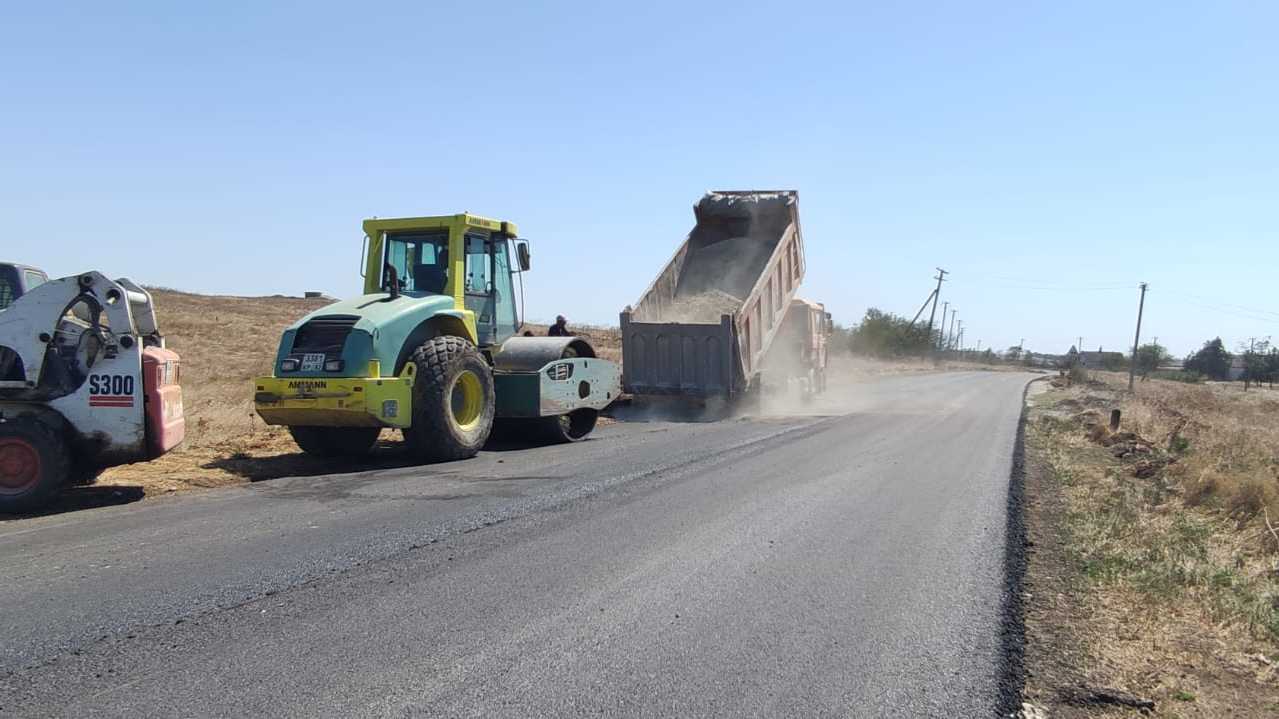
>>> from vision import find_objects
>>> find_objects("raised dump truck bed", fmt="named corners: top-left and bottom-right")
top-left (620, 190), bottom-right (806, 399)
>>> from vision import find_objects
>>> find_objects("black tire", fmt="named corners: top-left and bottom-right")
top-left (538, 409), bottom-right (598, 444)
top-left (0, 418), bottom-right (69, 514)
top-left (403, 336), bottom-right (495, 461)
top-left (289, 426), bottom-right (381, 457)
top-left (69, 460), bottom-right (102, 486)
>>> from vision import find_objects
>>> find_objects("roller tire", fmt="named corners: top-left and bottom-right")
top-left (0, 418), bottom-right (69, 514)
top-left (289, 426), bottom-right (381, 457)
top-left (403, 336), bottom-right (495, 462)
top-left (538, 409), bottom-right (598, 444)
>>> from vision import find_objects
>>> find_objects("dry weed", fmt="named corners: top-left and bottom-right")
top-left (1095, 372), bottom-right (1279, 526)
top-left (1025, 387), bottom-right (1279, 716)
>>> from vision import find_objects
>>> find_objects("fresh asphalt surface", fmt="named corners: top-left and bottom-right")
top-left (0, 371), bottom-right (1034, 717)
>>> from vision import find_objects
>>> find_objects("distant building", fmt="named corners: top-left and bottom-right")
top-left (1074, 348), bottom-right (1126, 369)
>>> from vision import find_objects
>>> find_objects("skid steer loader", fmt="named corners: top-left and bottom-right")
top-left (0, 266), bottom-right (185, 512)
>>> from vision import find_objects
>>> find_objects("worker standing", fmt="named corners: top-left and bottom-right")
top-left (548, 315), bottom-right (570, 336)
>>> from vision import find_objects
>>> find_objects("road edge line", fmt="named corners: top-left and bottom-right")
top-left (998, 375), bottom-right (1047, 717)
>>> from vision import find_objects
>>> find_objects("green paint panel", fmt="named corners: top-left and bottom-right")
top-left (274, 293), bottom-right (464, 376)
top-left (493, 373), bottom-right (541, 418)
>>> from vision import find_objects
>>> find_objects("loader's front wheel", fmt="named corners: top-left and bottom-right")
top-left (403, 336), bottom-right (495, 461)
top-left (0, 418), bottom-right (69, 514)
top-left (289, 426), bottom-right (381, 457)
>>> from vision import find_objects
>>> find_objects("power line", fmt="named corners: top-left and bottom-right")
top-left (1160, 289), bottom-right (1279, 324)
top-left (953, 272), bottom-right (1135, 291)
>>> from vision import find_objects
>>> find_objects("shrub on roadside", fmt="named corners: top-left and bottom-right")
top-left (1068, 364), bottom-right (1090, 385)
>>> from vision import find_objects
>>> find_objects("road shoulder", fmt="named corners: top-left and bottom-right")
top-left (1018, 380), bottom-right (1279, 718)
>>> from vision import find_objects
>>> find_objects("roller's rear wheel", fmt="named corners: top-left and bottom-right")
top-left (0, 418), bottom-right (69, 514)
top-left (289, 426), bottom-right (381, 457)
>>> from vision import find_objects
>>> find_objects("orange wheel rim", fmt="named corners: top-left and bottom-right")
top-left (0, 438), bottom-right (41, 494)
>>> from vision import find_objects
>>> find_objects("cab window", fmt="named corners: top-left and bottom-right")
top-left (384, 231), bottom-right (449, 295)
top-left (23, 270), bottom-right (46, 292)
top-left (0, 266), bottom-right (19, 310)
top-left (464, 232), bottom-right (492, 295)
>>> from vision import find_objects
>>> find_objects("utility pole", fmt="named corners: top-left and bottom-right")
top-left (1077, 336), bottom-right (1083, 352)
top-left (925, 268), bottom-right (948, 350)
top-left (957, 321), bottom-right (964, 355)
top-left (938, 301), bottom-right (949, 350)
top-left (946, 309), bottom-right (957, 351)
top-left (1127, 282), bottom-right (1148, 392)
top-left (1247, 337), bottom-right (1257, 390)
top-left (909, 289), bottom-right (937, 327)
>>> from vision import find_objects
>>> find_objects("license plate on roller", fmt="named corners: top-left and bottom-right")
top-left (300, 353), bottom-right (325, 371)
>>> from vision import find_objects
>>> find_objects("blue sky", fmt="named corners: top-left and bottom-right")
top-left (4, 1), bottom-right (1277, 357)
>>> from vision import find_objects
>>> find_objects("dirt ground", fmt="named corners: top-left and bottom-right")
top-left (1020, 377), bottom-right (1279, 718)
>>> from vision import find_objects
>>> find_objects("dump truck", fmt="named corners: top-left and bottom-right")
top-left (759, 298), bottom-right (833, 398)
top-left (253, 213), bottom-right (621, 460)
top-left (620, 190), bottom-right (826, 401)
top-left (0, 267), bottom-right (185, 512)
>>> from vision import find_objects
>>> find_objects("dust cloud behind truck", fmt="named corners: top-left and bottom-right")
top-left (620, 190), bottom-right (827, 401)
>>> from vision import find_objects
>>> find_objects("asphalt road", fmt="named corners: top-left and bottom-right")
top-left (0, 371), bottom-right (1033, 717)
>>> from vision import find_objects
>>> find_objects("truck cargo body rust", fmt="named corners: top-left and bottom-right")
top-left (620, 191), bottom-right (807, 399)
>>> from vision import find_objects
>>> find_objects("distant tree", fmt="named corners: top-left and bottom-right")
top-left (1004, 345), bottom-right (1023, 362)
top-left (1184, 338), bottom-right (1232, 380)
top-left (847, 308), bottom-right (933, 358)
top-left (1133, 342), bottom-right (1171, 379)
top-left (981, 348), bottom-right (998, 364)
top-left (1266, 349), bottom-right (1279, 388)
top-left (1240, 339), bottom-right (1272, 391)
top-left (1100, 352), bottom-right (1128, 371)
top-left (829, 323), bottom-right (853, 354)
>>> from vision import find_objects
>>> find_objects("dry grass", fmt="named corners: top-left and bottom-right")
top-left (1098, 371), bottom-right (1279, 527)
top-left (100, 292), bottom-right (623, 494)
top-left (1023, 377), bottom-right (1279, 716)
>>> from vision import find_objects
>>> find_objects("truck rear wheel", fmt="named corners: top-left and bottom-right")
top-left (289, 426), bottom-right (381, 457)
top-left (404, 336), bottom-right (495, 461)
top-left (0, 418), bottom-right (69, 514)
